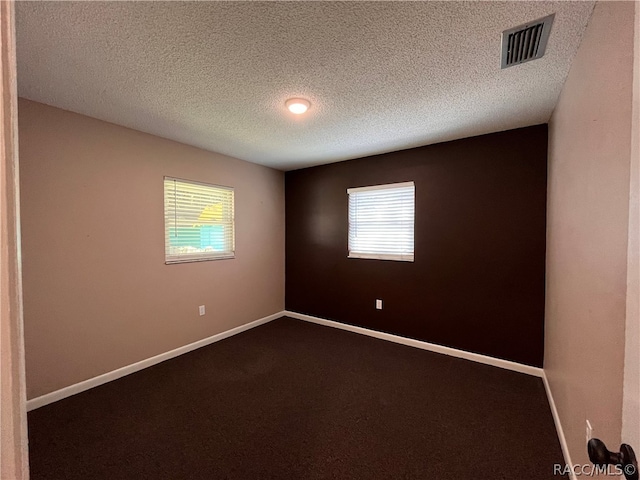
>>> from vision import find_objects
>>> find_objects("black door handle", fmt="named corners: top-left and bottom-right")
top-left (587, 438), bottom-right (638, 480)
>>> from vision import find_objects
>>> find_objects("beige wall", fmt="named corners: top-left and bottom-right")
top-left (18, 99), bottom-right (285, 399)
top-left (1, 1), bottom-right (29, 478)
top-left (546, 0), bottom-right (635, 468)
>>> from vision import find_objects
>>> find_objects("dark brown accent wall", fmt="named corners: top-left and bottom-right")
top-left (285, 125), bottom-right (547, 367)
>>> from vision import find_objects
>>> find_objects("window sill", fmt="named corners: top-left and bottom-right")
top-left (348, 253), bottom-right (414, 262)
top-left (165, 254), bottom-right (235, 264)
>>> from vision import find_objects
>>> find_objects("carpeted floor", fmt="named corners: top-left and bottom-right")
top-left (28, 317), bottom-right (566, 479)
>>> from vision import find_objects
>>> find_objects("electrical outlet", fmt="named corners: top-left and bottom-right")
top-left (375, 299), bottom-right (383, 310)
top-left (199, 305), bottom-right (205, 316)
top-left (586, 420), bottom-right (593, 442)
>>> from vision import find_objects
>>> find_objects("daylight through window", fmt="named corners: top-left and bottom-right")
top-left (348, 181), bottom-right (415, 262)
top-left (164, 177), bottom-right (234, 263)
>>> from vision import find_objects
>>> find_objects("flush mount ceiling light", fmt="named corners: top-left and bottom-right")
top-left (285, 98), bottom-right (310, 115)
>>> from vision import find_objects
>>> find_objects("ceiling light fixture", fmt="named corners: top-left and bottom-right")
top-left (286, 98), bottom-right (310, 115)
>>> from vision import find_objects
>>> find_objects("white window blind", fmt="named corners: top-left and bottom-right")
top-left (164, 177), bottom-right (235, 264)
top-left (348, 181), bottom-right (415, 262)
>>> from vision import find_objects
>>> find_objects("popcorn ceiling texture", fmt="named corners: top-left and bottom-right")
top-left (16, 1), bottom-right (594, 170)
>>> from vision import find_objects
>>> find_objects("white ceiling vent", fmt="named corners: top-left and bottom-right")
top-left (501, 14), bottom-right (555, 69)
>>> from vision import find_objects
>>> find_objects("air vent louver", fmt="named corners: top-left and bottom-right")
top-left (501, 14), bottom-right (554, 69)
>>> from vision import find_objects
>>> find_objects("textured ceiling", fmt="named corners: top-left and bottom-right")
top-left (16, 1), bottom-right (594, 171)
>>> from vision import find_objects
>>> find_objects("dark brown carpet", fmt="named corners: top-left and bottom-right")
top-left (28, 317), bottom-right (566, 479)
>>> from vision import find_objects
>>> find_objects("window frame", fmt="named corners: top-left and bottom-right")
top-left (163, 176), bottom-right (235, 264)
top-left (347, 181), bottom-right (415, 262)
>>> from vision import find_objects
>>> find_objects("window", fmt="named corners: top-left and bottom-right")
top-left (164, 177), bottom-right (234, 264)
top-left (348, 181), bottom-right (415, 262)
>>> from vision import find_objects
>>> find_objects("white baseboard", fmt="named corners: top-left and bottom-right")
top-left (290, 312), bottom-right (571, 475)
top-left (285, 311), bottom-right (578, 471)
top-left (26, 311), bottom-right (286, 411)
top-left (29, 309), bottom-right (569, 475)
top-left (543, 371), bottom-right (576, 480)
top-left (28, 309), bottom-right (547, 406)
top-left (284, 310), bottom-right (544, 377)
